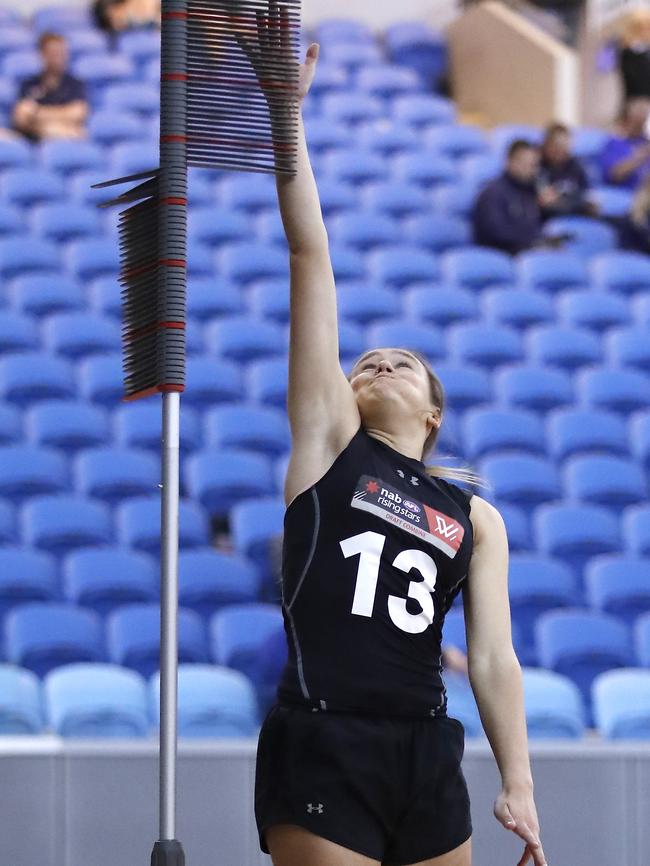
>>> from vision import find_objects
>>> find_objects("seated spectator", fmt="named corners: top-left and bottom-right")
top-left (472, 139), bottom-right (544, 254)
top-left (600, 97), bottom-right (650, 189)
top-left (92, 0), bottom-right (160, 33)
top-left (619, 9), bottom-right (650, 101)
top-left (538, 122), bottom-right (595, 218)
top-left (620, 174), bottom-right (650, 252)
top-left (12, 32), bottom-right (87, 141)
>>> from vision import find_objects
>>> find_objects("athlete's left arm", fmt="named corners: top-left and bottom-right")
top-left (462, 495), bottom-right (547, 866)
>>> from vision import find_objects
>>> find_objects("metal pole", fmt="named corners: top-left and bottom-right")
top-left (160, 390), bottom-right (181, 841)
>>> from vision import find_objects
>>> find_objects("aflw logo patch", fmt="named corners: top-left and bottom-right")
top-left (351, 475), bottom-right (465, 558)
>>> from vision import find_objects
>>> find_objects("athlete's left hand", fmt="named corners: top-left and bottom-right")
top-left (494, 786), bottom-right (548, 866)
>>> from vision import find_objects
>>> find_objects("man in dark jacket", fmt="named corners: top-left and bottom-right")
top-left (472, 139), bottom-right (544, 254)
top-left (538, 122), bottom-right (594, 217)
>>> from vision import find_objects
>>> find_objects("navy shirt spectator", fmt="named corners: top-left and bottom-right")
top-left (600, 97), bottom-right (650, 190)
top-left (12, 32), bottom-right (88, 140)
top-left (472, 140), bottom-right (543, 254)
top-left (538, 122), bottom-right (594, 218)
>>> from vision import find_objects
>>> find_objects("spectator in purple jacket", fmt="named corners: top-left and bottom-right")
top-left (600, 97), bottom-right (650, 189)
top-left (12, 32), bottom-right (87, 140)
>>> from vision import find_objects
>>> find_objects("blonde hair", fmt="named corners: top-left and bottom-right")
top-left (348, 348), bottom-right (487, 490)
top-left (621, 8), bottom-right (650, 46)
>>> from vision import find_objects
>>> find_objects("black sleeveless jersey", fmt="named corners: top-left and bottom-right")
top-left (277, 424), bottom-right (474, 717)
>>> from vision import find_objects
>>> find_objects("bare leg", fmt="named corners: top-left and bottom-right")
top-left (407, 836), bottom-right (472, 866)
top-left (266, 824), bottom-right (380, 866)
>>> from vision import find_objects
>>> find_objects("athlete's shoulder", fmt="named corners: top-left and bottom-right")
top-left (428, 474), bottom-right (475, 512)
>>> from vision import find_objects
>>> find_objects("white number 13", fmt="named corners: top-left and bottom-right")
top-left (340, 530), bottom-right (438, 634)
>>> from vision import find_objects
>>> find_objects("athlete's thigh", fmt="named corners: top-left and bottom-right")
top-left (267, 824), bottom-right (381, 866)
top-left (406, 835), bottom-right (472, 866)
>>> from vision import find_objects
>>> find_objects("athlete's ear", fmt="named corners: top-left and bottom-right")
top-left (426, 408), bottom-right (441, 434)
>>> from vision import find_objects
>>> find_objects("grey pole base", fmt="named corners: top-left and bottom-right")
top-left (150, 839), bottom-right (185, 866)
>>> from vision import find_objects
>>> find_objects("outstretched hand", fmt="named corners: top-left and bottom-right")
top-left (494, 787), bottom-right (548, 866)
top-left (232, 0), bottom-right (319, 105)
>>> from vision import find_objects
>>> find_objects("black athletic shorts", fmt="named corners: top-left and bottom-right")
top-left (254, 702), bottom-right (472, 865)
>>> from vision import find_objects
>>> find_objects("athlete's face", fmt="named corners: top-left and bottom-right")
top-left (349, 348), bottom-right (439, 431)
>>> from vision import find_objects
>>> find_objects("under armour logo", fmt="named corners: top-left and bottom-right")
top-left (410, 476), bottom-right (419, 486)
top-left (307, 803), bottom-right (324, 814)
top-left (396, 469), bottom-right (405, 478)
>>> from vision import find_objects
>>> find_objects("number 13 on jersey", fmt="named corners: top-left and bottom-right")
top-left (340, 531), bottom-right (438, 635)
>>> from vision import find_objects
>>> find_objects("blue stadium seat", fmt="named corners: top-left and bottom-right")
top-left (67, 239), bottom-right (120, 282)
top-left (42, 312), bottom-right (120, 359)
top-left (515, 251), bottom-right (589, 292)
top-left (0, 138), bottom-right (33, 170)
top-left (586, 556), bottom-right (650, 626)
top-left (185, 449), bottom-right (274, 516)
top-left (0, 167), bottom-right (65, 208)
top-left (0, 311), bottom-right (38, 353)
top-left (404, 285), bottom-right (475, 327)
top-left (367, 246), bottom-right (439, 287)
top-left (108, 603), bottom-right (208, 678)
top-left (88, 110), bottom-right (142, 145)
top-left (8, 274), bottom-right (83, 318)
top-left (590, 185), bottom-right (634, 218)
top-left (255, 627), bottom-right (287, 713)
top-left (305, 62), bottom-right (347, 97)
top-left (65, 29), bottom-right (108, 58)
top-left (188, 207), bottom-right (248, 247)
top-left (247, 358), bottom-right (288, 407)
top-left (0, 402), bottom-right (21, 444)
top-left (230, 497), bottom-right (285, 584)
top-left (0, 445), bottom-right (67, 499)
top-left (404, 213), bottom-right (470, 252)
top-left (0, 203), bottom-right (26, 237)
top-left (449, 323), bottom-right (523, 368)
top-left (0, 664), bottom-right (43, 734)
top-left (591, 251), bottom-right (650, 294)
top-left (217, 243), bottom-right (287, 284)
top-left (320, 92), bottom-right (384, 125)
top-left (0, 25), bottom-right (32, 53)
top-left (546, 408), bottom-right (628, 461)
top-left (624, 505), bottom-right (650, 558)
top-left (557, 289), bottom-right (631, 332)
top-left (0, 547), bottom-right (57, 617)
top-left (543, 217), bottom-right (617, 255)
top-left (114, 401), bottom-right (201, 453)
top-left (248, 278), bottom-right (289, 323)
top-left (526, 325), bottom-right (602, 370)
top-left (490, 124), bottom-right (542, 153)
top-left (77, 354), bottom-right (123, 405)
top-left (185, 276), bottom-right (243, 320)
top-left (432, 181), bottom-right (479, 217)
top-left (564, 455), bottom-right (646, 508)
top-left (0, 500), bottom-right (16, 544)
top-left (522, 668), bottom-right (585, 739)
top-left (204, 405), bottom-right (290, 457)
top-left (366, 321), bottom-right (445, 360)
top-left (494, 365), bottom-right (573, 412)
top-left (340, 321), bottom-right (366, 365)
top-left (357, 121), bottom-right (419, 156)
top-left (509, 556), bottom-right (577, 663)
top-left (536, 609), bottom-right (633, 717)
top-left (385, 21), bottom-right (447, 88)
top-left (457, 153), bottom-right (501, 187)
top-left (534, 504), bottom-right (621, 570)
top-left (314, 19), bottom-right (375, 44)
top-left (425, 124), bottom-right (488, 159)
top-left (315, 179), bottom-right (357, 216)
top-left (22, 494), bottom-right (112, 553)
top-left (338, 282), bottom-right (400, 325)
top-left (0, 236), bottom-right (60, 278)
top-left (592, 669), bottom-right (650, 739)
top-left (178, 549), bottom-right (260, 616)
top-left (39, 140), bottom-right (104, 175)
top-left (302, 117), bottom-right (351, 153)
top-left (441, 247), bottom-right (514, 289)
top-left (329, 244), bottom-right (367, 281)
top-left (183, 357), bottom-right (243, 407)
top-left (462, 408), bottom-right (545, 459)
top-left (481, 288), bottom-right (554, 330)
top-left (73, 53), bottom-right (134, 87)
top-left (210, 603), bottom-right (284, 682)
top-left (391, 93), bottom-right (455, 127)
top-left (44, 663), bottom-right (149, 737)
top-left (70, 169), bottom-right (119, 207)
top-left (322, 149), bottom-right (386, 185)
top-left (116, 495), bottom-right (210, 552)
top-left (31, 202), bottom-right (101, 241)
top-left (74, 447), bottom-right (158, 502)
top-left (2, 49), bottom-right (40, 80)
top-left (63, 548), bottom-right (157, 615)
top-left (576, 367), bottom-right (650, 415)
top-left (33, 5), bottom-right (92, 31)
top-left (25, 400), bottom-right (108, 450)
top-left (218, 174), bottom-right (276, 212)
top-left (433, 364), bottom-right (492, 411)
top-left (606, 326), bottom-right (650, 371)
top-left (479, 454), bottom-right (560, 507)
top-left (633, 293), bottom-right (650, 326)
top-left (110, 141), bottom-right (159, 178)
top-left (442, 671), bottom-right (483, 738)
top-left (6, 603), bottom-right (104, 677)
top-left (362, 181), bottom-right (428, 218)
top-left (355, 64), bottom-right (422, 98)
top-left (0, 352), bottom-right (74, 405)
top-left (630, 411), bottom-right (650, 470)
top-left (151, 664), bottom-right (259, 737)
top-left (116, 29), bottom-right (160, 64)
top-left (205, 316), bottom-right (285, 362)
top-left (330, 211), bottom-right (398, 250)
top-left (637, 613), bottom-right (650, 666)
top-left (572, 127), bottom-right (608, 162)
top-left (320, 42), bottom-right (382, 70)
